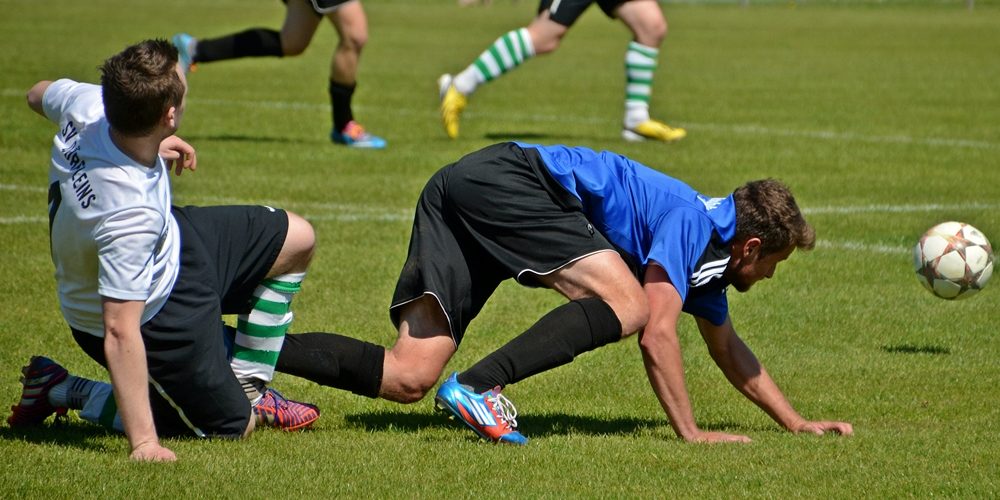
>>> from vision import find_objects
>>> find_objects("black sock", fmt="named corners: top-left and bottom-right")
top-left (194, 28), bottom-right (283, 63)
top-left (277, 332), bottom-right (385, 398)
top-left (329, 81), bottom-right (356, 132)
top-left (458, 297), bottom-right (623, 393)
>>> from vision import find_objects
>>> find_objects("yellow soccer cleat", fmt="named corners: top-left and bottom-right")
top-left (622, 119), bottom-right (687, 143)
top-left (438, 74), bottom-right (467, 139)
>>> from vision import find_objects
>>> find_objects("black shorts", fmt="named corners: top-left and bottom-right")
top-left (72, 205), bottom-right (288, 438)
top-left (389, 143), bottom-right (614, 344)
top-left (282, 0), bottom-right (355, 16)
top-left (538, 0), bottom-right (626, 26)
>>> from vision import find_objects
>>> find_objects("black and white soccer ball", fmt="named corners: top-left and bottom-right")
top-left (913, 221), bottom-right (993, 300)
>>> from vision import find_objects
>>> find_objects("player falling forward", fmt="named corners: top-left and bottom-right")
top-left (438, 0), bottom-right (686, 142)
top-left (274, 142), bottom-right (853, 445)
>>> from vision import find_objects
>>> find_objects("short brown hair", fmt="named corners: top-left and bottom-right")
top-left (733, 179), bottom-right (815, 255)
top-left (100, 39), bottom-right (184, 136)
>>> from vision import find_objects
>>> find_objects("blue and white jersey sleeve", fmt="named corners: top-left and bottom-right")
top-left (646, 207), bottom-right (715, 302)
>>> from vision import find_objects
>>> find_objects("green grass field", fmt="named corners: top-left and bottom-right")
top-left (2, 0), bottom-right (998, 497)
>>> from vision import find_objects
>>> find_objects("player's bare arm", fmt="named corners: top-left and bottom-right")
top-left (639, 264), bottom-right (751, 444)
top-left (695, 316), bottom-right (853, 436)
top-left (102, 298), bottom-right (176, 462)
top-left (26, 80), bottom-right (52, 117)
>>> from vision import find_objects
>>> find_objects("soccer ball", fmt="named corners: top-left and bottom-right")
top-left (913, 221), bottom-right (993, 300)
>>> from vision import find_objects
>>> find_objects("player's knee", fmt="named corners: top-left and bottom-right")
top-left (281, 38), bottom-right (309, 57)
top-left (634, 23), bottom-right (666, 47)
top-left (387, 371), bottom-right (438, 404)
top-left (530, 32), bottom-right (563, 54)
top-left (610, 289), bottom-right (649, 336)
top-left (341, 32), bottom-right (367, 52)
top-left (283, 211), bottom-right (316, 268)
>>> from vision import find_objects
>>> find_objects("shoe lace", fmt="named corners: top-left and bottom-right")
top-left (485, 388), bottom-right (519, 430)
top-left (256, 389), bottom-right (290, 414)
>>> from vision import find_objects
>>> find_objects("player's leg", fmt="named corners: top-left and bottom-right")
top-left (277, 165), bottom-right (473, 405)
top-left (614, 0), bottom-right (686, 142)
top-left (380, 296), bottom-right (457, 402)
top-left (172, 205), bottom-right (318, 431)
top-left (456, 251), bottom-right (646, 392)
top-left (439, 8), bottom-right (569, 139)
top-left (326, 1), bottom-right (386, 148)
top-left (229, 210), bottom-right (313, 408)
top-left (7, 354), bottom-right (107, 428)
top-left (170, 0), bottom-right (321, 74)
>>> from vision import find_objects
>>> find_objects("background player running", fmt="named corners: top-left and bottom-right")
top-left (173, 0), bottom-right (385, 148)
top-left (438, 0), bottom-right (686, 142)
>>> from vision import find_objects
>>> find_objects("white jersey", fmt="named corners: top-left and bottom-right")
top-left (44, 79), bottom-right (181, 337)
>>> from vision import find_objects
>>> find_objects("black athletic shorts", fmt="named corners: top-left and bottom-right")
top-left (538, 0), bottom-right (626, 26)
top-left (72, 205), bottom-right (288, 438)
top-left (282, 0), bottom-right (355, 16)
top-left (389, 142), bottom-right (615, 345)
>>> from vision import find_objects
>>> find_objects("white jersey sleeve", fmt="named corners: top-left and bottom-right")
top-left (42, 79), bottom-right (101, 125)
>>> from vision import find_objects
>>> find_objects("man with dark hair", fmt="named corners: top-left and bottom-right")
top-left (276, 142), bottom-right (853, 444)
top-left (10, 39), bottom-right (321, 461)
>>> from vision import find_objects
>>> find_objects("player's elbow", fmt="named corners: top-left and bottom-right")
top-left (26, 81), bottom-right (50, 116)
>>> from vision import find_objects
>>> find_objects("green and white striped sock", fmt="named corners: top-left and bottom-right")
top-left (624, 41), bottom-right (659, 128)
top-left (453, 28), bottom-right (535, 95)
top-left (231, 272), bottom-right (305, 403)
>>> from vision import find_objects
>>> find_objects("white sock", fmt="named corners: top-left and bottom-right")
top-left (48, 375), bottom-right (98, 410)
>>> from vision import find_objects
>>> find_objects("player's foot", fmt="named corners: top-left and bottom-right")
top-left (253, 388), bottom-right (320, 431)
top-left (7, 356), bottom-right (69, 427)
top-left (331, 121), bottom-right (387, 149)
top-left (171, 33), bottom-right (197, 74)
top-left (438, 74), bottom-right (467, 140)
top-left (622, 119), bottom-right (687, 143)
top-left (434, 372), bottom-right (527, 445)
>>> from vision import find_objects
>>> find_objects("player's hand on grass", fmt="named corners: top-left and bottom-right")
top-left (130, 441), bottom-right (177, 462)
top-left (791, 420), bottom-right (853, 436)
top-left (689, 430), bottom-right (752, 444)
top-left (159, 135), bottom-right (197, 176)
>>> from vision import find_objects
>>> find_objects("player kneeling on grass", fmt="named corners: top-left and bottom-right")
top-left (9, 39), bottom-right (322, 462)
top-left (275, 142), bottom-right (854, 445)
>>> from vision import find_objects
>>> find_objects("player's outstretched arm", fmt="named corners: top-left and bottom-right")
top-left (695, 316), bottom-right (853, 437)
top-left (640, 265), bottom-right (751, 443)
top-left (102, 297), bottom-right (177, 462)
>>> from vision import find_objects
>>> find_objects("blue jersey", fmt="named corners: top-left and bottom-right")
top-left (518, 143), bottom-right (736, 325)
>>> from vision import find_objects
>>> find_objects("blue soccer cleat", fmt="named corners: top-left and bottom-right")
top-left (434, 372), bottom-right (527, 445)
top-left (330, 120), bottom-right (387, 149)
top-left (171, 33), bottom-right (197, 74)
